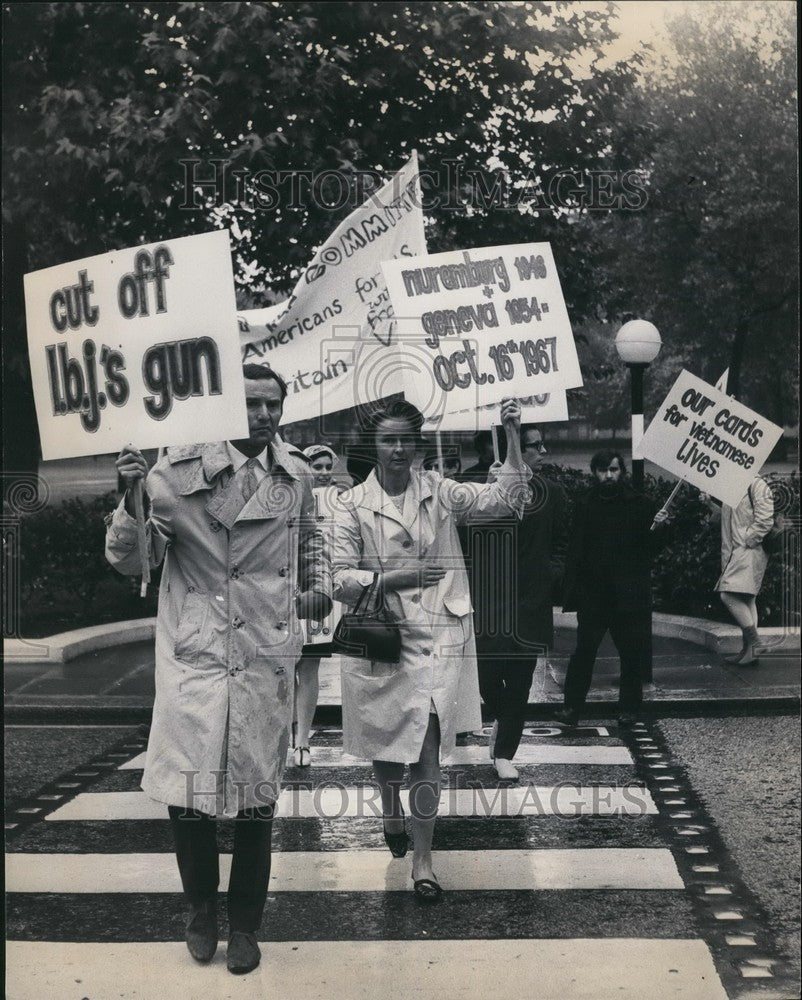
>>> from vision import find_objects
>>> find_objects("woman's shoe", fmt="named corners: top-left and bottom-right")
top-left (293, 746), bottom-right (311, 768)
top-left (382, 815), bottom-right (409, 858)
top-left (412, 876), bottom-right (442, 904)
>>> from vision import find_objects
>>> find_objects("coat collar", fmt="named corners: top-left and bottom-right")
top-left (169, 437), bottom-right (303, 497)
top-left (357, 468), bottom-right (435, 531)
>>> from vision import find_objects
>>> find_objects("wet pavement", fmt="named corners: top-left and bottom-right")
top-left (5, 627), bottom-right (799, 722)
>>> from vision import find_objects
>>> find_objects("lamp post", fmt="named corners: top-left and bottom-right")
top-left (614, 320), bottom-right (662, 492)
top-left (614, 319), bottom-right (661, 687)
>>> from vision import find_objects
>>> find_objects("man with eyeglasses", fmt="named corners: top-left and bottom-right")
top-left (476, 424), bottom-right (567, 780)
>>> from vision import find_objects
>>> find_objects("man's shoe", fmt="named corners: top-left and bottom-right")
top-left (553, 707), bottom-right (580, 727)
top-left (488, 720), bottom-right (499, 760)
top-left (185, 899), bottom-right (217, 963)
top-left (227, 931), bottom-right (261, 975)
top-left (494, 758), bottom-right (519, 781)
top-left (617, 711), bottom-right (638, 727)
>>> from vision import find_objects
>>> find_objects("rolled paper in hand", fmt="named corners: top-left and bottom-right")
top-left (651, 479), bottom-right (684, 531)
top-left (133, 478), bottom-right (151, 597)
top-left (491, 424), bottom-right (500, 464)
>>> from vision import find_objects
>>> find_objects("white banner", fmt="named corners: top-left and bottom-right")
top-left (421, 391), bottom-right (569, 431)
top-left (381, 242), bottom-right (583, 415)
top-left (24, 230), bottom-right (247, 460)
top-left (636, 369), bottom-right (783, 506)
top-left (240, 154), bottom-right (426, 423)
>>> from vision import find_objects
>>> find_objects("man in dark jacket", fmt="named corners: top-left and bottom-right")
top-left (474, 425), bottom-right (567, 779)
top-left (554, 450), bottom-right (667, 728)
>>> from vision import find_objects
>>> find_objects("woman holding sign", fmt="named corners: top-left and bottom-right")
top-left (332, 397), bottom-right (529, 903)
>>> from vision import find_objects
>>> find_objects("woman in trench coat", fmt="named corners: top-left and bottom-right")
top-left (710, 475), bottom-right (774, 665)
top-left (332, 396), bottom-right (529, 902)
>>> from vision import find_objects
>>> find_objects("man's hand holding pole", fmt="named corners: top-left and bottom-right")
top-left (116, 445), bottom-right (151, 597)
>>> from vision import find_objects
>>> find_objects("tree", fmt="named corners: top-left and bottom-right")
top-left (3, 1), bottom-right (643, 470)
top-left (574, 1), bottom-right (798, 431)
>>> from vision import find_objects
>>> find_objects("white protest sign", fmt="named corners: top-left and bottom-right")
top-left (421, 391), bottom-right (569, 431)
top-left (636, 369), bottom-right (783, 506)
top-left (381, 242), bottom-right (583, 414)
top-left (240, 153), bottom-right (426, 423)
top-left (24, 229), bottom-right (247, 461)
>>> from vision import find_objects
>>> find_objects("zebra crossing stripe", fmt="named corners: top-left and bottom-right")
top-left (44, 784), bottom-right (657, 821)
top-left (5, 847), bottom-right (683, 893)
top-left (4, 939), bottom-right (729, 1000)
top-left (118, 744), bottom-right (634, 770)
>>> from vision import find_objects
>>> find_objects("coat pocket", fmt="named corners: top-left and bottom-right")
top-left (174, 589), bottom-right (209, 666)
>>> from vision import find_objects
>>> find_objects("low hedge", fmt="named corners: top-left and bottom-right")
top-left (7, 470), bottom-right (799, 638)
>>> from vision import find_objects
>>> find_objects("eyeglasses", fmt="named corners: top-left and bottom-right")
top-left (523, 440), bottom-right (547, 453)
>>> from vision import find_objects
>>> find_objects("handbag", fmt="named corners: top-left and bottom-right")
top-left (332, 572), bottom-right (402, 664)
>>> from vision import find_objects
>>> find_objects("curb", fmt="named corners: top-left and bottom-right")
top-left (5, 696), bottom-right (800, 727)
top-left (4, 619), bottom-right (156, 664)
top-left (5, 614), bottom-right (800, 665)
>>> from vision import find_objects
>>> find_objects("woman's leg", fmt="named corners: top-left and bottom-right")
top-left (746, 596), bottom-right (759, 627)
top-left (373, 759), bottom-right (406, 834)
top-left (409, 713), bottom-right (441, 884)
top-left (720, 591), bottom-right (754, 629)
top-left (294, 656), bottom-right (320, 749)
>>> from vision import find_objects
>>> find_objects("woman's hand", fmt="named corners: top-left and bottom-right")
top-left (382, 562), bottom-right (447, 591)
top-left (500, 397), bottom-right (524, 466)
top-left (500, 397), bottom-right (522, 432)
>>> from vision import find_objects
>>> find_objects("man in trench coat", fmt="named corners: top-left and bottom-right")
top-left (105, 365), bottom-right (331, 974)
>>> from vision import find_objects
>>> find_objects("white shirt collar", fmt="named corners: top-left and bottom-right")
top-left (226, 441), bottom-right (268, 474)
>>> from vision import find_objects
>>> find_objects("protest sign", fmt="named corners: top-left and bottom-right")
top-left (421, 391), bottom-right (569, 431)
top-left (636, 369), bottom-right (783, 506)
top-left (381, 242), bottom-right (583, 414)
top-left (239, 153), bottom-right (426, 423)
top-left (24, 230), bottom-right (247, 461)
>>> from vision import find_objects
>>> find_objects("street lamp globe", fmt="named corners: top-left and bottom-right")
top-left (615, 319), bottom-right (662, 365)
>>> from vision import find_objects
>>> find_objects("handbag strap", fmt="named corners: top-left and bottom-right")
top-left (352, 572), bottom-right (379, 615)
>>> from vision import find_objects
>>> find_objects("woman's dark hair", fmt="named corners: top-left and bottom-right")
top-left (242, 364), bottom-right (288, 403)
top-left (590, 449), bottom-right (627, 476)
top-left (362, 398), bottom-right (425, 445)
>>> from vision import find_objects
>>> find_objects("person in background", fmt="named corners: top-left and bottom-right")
top-left (702, 477), bottom-right (774, 666)
top-left (293, 444), bottom-right (347, 766)
top-left (459, 429), bottom-right (500, 483)
top-left (478, 425), bottom-right (567, 780)
top-left (554, 450), bottom-right (668, 728)
top-left (422, 448), bottom-right (462, 480)
top-left (333, 397), bottom-right (530, 903)
top-left (105, 366), bottom-right (331, 975)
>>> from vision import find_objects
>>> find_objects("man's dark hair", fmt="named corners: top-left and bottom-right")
top-left (590, 449), bottom-right (627, 475)
top-left (520, 423), bottom-right (544, 446)
top-left (242, 364), bottom-right (288, 402)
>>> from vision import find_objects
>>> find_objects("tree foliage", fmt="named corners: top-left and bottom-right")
top-left (574, 1), bottom-right (798, 427)
top-left (3, 0), bottom-right (644, 466)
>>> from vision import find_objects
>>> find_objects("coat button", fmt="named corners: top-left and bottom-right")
top-left (411, 594), bottom-right (420, 603)
top-left (230, 567), bottom-right (240, 580)
top-left (422, 648), bottom-right (431, 656)
top-left (402, 540), bottom-right (412, 549)
top-left (278, 567), bottom-right (288, 577)
top-left (276, 620), bottom-right (288, 630)
top-left (232, 617), bottom-right (245, 629)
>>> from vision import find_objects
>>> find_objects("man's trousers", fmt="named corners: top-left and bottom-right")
top-left (563, 601), bottom-right (649, 712)
top-left (168, 805), bottom-right (274, 933)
